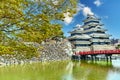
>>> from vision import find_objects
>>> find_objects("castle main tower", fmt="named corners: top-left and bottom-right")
top-left (68, 14), bottom-right (115, 52)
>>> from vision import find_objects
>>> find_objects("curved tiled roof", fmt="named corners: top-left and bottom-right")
top-left (68, 34), bottom-right (91, 39)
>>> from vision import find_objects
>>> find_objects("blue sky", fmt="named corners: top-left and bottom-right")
top-left (62, 0), bottom-right (120, 39)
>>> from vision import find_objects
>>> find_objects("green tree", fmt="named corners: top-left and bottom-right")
top-left (116, 44), bottom-right (120, 49)
top-left (0, 0), bottom-right (78, 59)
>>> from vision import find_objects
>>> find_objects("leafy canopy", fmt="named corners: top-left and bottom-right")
top-left (0, 0), bottom-right (78, 58)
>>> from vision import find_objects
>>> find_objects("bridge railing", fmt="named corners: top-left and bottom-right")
top-left (75, 49), bottom-right (120, 55)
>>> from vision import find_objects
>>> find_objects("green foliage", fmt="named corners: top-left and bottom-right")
top-left (0, 0), bottom-right (78, 59)
top-left (14, 43), bottom-right (38, 59)
top-left (116, 44), bottom-right (120, 49)
top-left (0, 45), bottom-right (14, 55)
top-left (0, 40), bottom-right (39, 59)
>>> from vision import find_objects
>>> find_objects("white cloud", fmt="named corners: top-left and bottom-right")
top-left (83, 7), bottom-right (94, 16)
top-left (94, 0), bottom-right (102, 7)
top-left (63, 12), bottom-right (73, 24)
top-left (104, 16), bottom-right (108, 19)
top-left (101, 16), bottom-right (109, 19)
top-left (63, 3), bottom-right (95, 24)
top-left (75, 3), bottom-right (94, 17)
top-left (63, 3), bottom-right (85, 25)
top-left (76, 3), bottom-right (85, 12)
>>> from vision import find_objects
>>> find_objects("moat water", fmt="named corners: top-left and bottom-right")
top-left (0, 59), bottom-right (120, 80)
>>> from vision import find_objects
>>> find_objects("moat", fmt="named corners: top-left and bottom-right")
top-left (0, 59), bottom-right (120, 80)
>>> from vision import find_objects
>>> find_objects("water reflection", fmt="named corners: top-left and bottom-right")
top-left (106, 59), bottom-right (120, 80)
top-left (112, 59), bottom-right (120, 68)
top-left (62, 62), bottom-right (74, 80)
top-left (0, 60), bottom-right (120, 80)
top-left (64, 60), bottom-right (120, 80)
top-left (107, 70), bottom-right (120, 80)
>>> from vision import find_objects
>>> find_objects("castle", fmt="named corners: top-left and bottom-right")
top-left (68, 14), bottom-right (115, 52)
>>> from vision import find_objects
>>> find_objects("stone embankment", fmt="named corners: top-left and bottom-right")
top-left (0, 39), bottom-right (73, 66)
top-left (39, 39), bottom-right (73, 62)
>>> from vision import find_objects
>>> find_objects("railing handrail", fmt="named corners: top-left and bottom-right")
top-left (75, 49), bottom-right (120, 55)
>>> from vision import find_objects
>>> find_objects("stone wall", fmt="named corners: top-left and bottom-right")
top-left (39, 39), bottom-right (73, 62)
top-left (0, 39), bottom-right (73, 66)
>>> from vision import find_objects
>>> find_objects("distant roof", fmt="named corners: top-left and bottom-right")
top-left (69, 24), bottom-right (84, 33)
top-left (87, 14), bottom-right (99, 20)
top-left (83, 14), bottom-right (100, 23)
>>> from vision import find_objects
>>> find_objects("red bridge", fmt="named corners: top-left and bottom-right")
top-left (75, 49), bottom-right (120, 55)
top-left (73, 49), bottom-right (120, 61)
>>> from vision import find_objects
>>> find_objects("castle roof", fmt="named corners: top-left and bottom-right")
top-left (68, 34), bottom-right (91, 39)
top-left (90, 33), bottom-right (111, 38)
top-left (83, 14), bottom-right (100, 23)
top-left (91, 39), bottom-right (111, 42)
